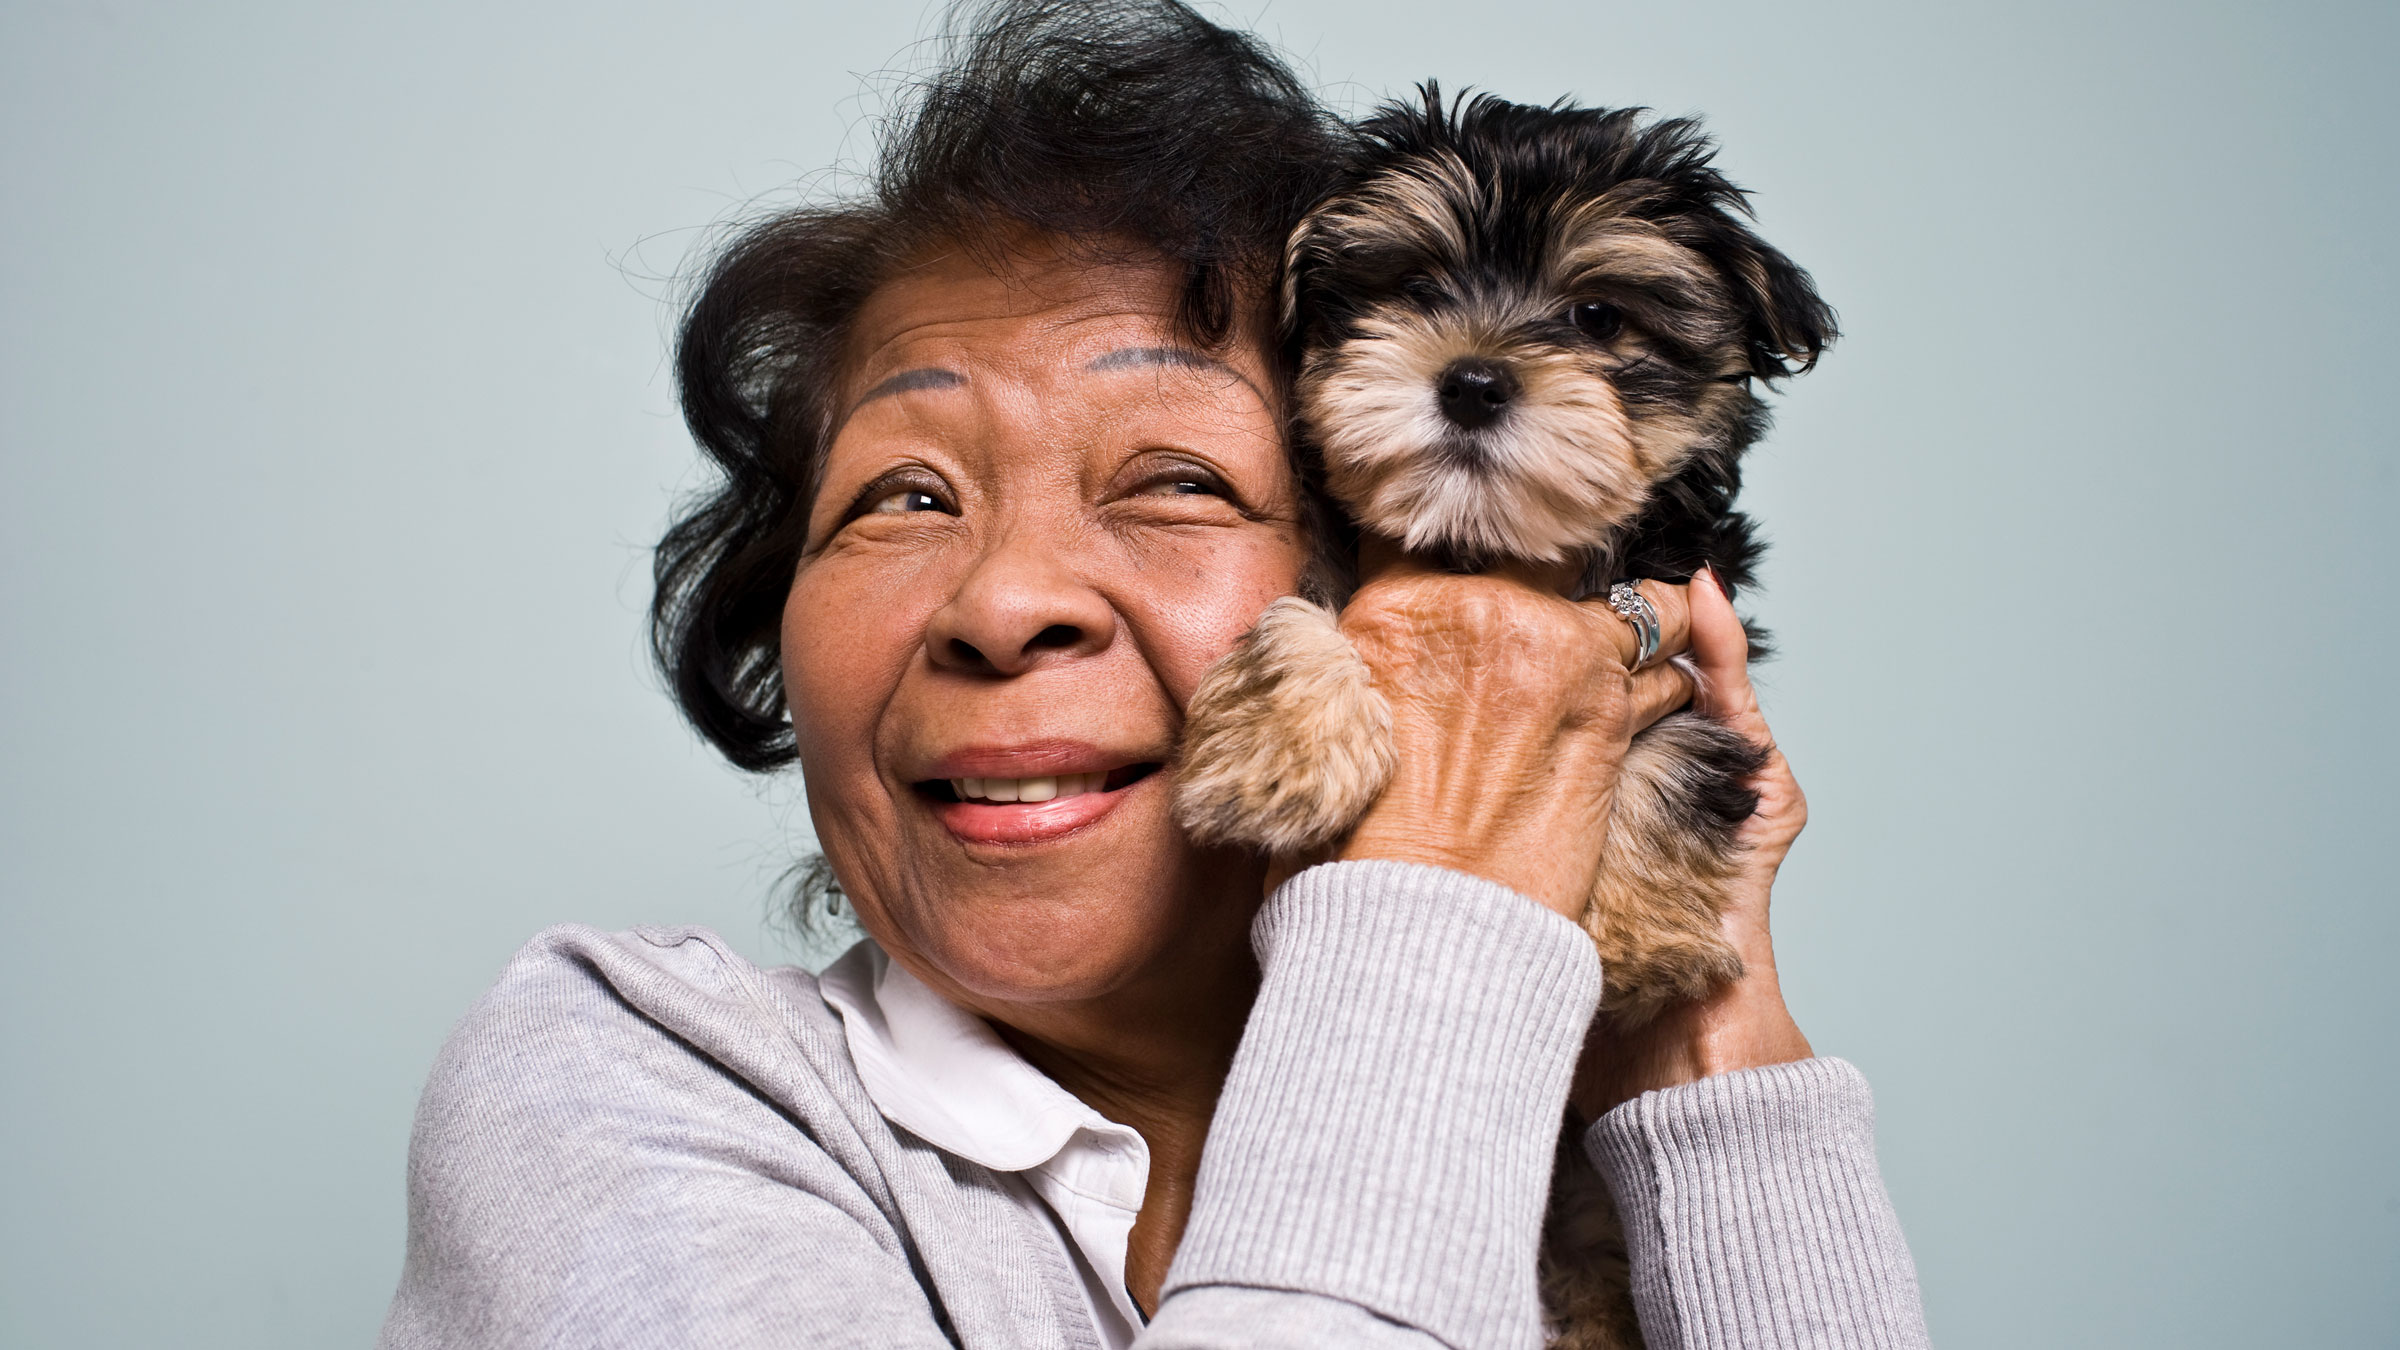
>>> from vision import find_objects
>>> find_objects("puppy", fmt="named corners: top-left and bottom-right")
top-left (1178, 85), bottom-right (1832, 1015)
top-left (1172, 89), bottom-right (1834, 1345)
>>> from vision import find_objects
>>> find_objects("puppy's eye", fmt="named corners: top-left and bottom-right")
top-left (867, 488), bottom-right (948, 515)
top-left (1570, 302), bottom-right (1625, 341)
top-left (1401, 276), bottom-right (1446, 303)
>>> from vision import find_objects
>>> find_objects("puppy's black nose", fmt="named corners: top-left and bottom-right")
top-left (1436, 358), bottom-right (1518, 430)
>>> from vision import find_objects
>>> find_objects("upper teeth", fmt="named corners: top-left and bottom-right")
top-left (952, 773), bottom-right (1107, 804)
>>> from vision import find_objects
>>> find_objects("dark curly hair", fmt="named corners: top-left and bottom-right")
top-left (653, 0), bottom-right (1347, 771)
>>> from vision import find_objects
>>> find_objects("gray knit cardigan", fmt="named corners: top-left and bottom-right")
top-left (379, 860), bottom-right (1929, 1349)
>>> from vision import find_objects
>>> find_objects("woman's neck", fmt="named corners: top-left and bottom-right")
top-left (987, 918), bottom-right (1261, 1318)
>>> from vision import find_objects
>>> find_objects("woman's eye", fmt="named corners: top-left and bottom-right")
top-left (1136, 471), bottom-right (1228, 499)
top-left (869, 488), bottom-right (946, 515)
top-left (1569, 301), bottom-right (1625, 341)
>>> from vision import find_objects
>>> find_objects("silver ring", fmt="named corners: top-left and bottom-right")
top-left (1606, 580), bottom-right (1662, 670)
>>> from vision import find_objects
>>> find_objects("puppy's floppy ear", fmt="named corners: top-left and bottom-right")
top-left (1717, 228), bottom-right (1837, 380)
top-left (1278, 198), bottom-right (1335, 335)
top-left (1278, 82), bottom-right (1447, 340)
top-left (1623, 113), bottom-right (1836, 380)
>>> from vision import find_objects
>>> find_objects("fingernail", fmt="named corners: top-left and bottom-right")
top-left (1695, 565), bottom-right (1724, 598)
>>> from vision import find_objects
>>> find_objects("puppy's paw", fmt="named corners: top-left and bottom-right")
top-left (1586, 711), bottom-right (1767, 1021)
top-left (1174, 597), bottom-right (1395, 853)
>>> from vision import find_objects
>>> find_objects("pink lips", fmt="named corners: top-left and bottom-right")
top-left (921, 740), bottom-right (1128, 780)
top-left (916, 741), bottom-right (1154, 846)
top-left (934, 789), bottom-right (1132, 844)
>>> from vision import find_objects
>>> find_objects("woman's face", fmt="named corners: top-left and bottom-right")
top-left (783, 234), bottom-right (1307, 1015)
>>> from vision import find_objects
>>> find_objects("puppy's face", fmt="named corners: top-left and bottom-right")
top-left (1287, 98), bottom-right (1830, 564)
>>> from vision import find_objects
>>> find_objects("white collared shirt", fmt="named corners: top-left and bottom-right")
top-left (818, 940), bottom-right (1151, 1347)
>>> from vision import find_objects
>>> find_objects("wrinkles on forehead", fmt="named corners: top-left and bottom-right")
top-left (843, 343), bottom-right (1264, 431)
top-left (833, 239), bottom-right (1276, 442)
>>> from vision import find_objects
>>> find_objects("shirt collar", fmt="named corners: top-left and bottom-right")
top-left (817, 939), bottom-right (1142, 1176)
top-left (819, 938), bottom-right (1154, 1343)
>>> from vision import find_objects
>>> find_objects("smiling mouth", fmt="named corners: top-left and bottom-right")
top-left (917, 762), bottom-right (1162, 805)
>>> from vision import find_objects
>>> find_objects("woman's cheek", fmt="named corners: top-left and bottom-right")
top-left (781, 548), bottom-right (942, 762)
top-left (1122, 524), bottom-right (1308, 706)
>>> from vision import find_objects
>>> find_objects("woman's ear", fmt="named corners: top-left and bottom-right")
top-left (1720, 231), bottom-right (1837, 380)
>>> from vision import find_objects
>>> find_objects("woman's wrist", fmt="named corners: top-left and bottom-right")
top-left (1571, 928), bottom-right (1812, 1117)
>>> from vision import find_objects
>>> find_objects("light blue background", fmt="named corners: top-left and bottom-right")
top-left (4, 2), bottom-right (2393, 1345)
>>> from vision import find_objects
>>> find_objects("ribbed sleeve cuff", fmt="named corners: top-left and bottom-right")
top-left (1163, 860), bottom-right (1601, 1350)
top-left (1586, 1057), bottom-right (1931, 1350)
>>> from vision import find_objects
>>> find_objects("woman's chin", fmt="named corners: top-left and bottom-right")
top-left (919, 911), bottom-right (1194, 1008)
top-left (869, 789), bottom-right (1239, 1006)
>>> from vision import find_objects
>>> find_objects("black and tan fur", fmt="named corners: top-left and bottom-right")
top-left (1172, 87), bottom-right (1835, 1347)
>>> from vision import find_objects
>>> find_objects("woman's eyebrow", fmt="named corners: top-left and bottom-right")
top-left (853, 367), bottom-right (965, 409)
top-left (836, 367), bottom-right (965, 431)
top-left (1086, 346), bottom-right (1265, 402)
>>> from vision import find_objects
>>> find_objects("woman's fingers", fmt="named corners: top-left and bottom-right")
top-left (1363, 542), bottom-right (1698, 681)
top-left (1628, 659), bottom-right (1698, 733)
top-left (1358, 543), bottom-right (1703, 726)
top-left (1686, 567), bottom-right (1766, 739)
top-left (1577, 576), bottom-right (1694, 675)
top-left (1686, 565), bottom-right (1805, 854)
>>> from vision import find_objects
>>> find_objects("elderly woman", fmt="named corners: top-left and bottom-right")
top-left (380, 3), bottom-right (1928, 1347)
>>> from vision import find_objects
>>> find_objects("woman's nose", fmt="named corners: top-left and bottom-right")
top-left (924, 531), bottom-right (1117, 676)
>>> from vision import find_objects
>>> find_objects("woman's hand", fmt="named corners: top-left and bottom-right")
top-left (1569, 567), bottom-right (1813, 1117)
top-left (1330, 541), bottom-right (1703, 918)
top-left (1323, 545), bottom-right (1813, 1113)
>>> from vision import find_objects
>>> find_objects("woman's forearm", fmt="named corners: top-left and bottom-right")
top-left (1158, 860), bottom-right (1599, 1349)
top-left (1585, 1057), bottom-right (1932, 1350)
